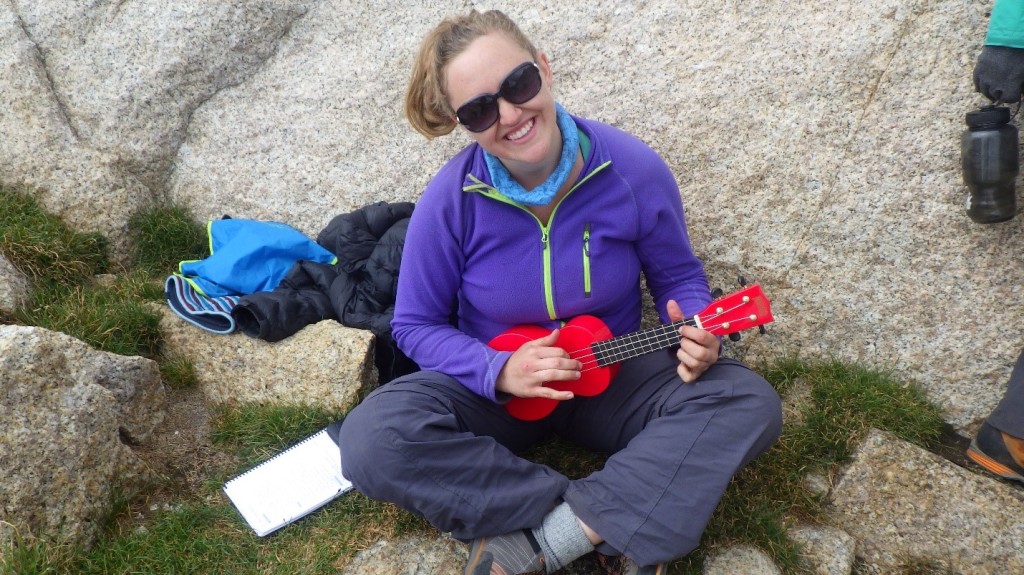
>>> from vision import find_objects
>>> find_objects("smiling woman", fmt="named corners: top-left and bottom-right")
top-left (339, 9), bottom-right (783, 575)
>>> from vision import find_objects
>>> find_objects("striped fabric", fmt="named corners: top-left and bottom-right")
top-left (165, 274), bottom-right (241, 334)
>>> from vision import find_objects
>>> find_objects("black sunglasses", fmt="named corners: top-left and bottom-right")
top-left (454, 62), bottom-right (543, 133)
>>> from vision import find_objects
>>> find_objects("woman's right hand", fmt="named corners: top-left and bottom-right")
top-left (495, 329), bottom-right (582, 400)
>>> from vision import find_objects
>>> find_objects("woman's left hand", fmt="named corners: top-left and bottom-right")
top-left (666, 299), bottom-right (719, 383)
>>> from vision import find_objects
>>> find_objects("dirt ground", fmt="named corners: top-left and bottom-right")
top-left (129, 384), bottom-right (238, 521)
top-left (932, 423), bottom-right (973, 469)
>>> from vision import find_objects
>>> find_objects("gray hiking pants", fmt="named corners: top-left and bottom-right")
top-left (988, 349), bottom-right (1024, 437)
top-left (339, 351), bottom-right (782, 566)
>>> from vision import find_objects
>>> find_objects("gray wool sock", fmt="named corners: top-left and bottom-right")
top-left (531, 502), bottom-right (594, 573)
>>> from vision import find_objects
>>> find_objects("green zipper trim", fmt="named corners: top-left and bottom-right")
top-left (182, 275), bottom-right (210, 298)
top-left (464, 159), bottom-right (612, 320)
top-left (205, 220), bottom-right (214, 254)
top-left (176, 220), bottom-right (215, 276)
top-left (583, 222), bottom-right (592, 298)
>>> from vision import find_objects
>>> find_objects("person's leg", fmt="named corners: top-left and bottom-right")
top-left (967, 348), bottom-right (1024, 482)
top-left (558, 351), bottom-right (782, 567)
top-left (985, 348), bottom-right (1024, 437)
top-left (339, 370), bottom-right (568, 539)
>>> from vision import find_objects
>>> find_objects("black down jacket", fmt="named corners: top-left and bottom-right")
top-left (231, 201), bottom-right (418, 384)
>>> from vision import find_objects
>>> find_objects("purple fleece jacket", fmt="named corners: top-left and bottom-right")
top-left (392, 115), bottom-right (711, 401)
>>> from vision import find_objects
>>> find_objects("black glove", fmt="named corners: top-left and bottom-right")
top-left (974, 45), bottom-right (1024, 103)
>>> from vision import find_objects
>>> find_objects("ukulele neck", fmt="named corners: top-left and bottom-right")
top-left (589, 318), bottom-right (696, 367)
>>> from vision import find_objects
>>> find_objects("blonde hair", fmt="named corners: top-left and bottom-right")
top-left (405, 10), bottom-right (539, 139)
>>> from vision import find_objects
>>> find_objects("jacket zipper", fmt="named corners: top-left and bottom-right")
top-left (465, 160), bottom-right (611, 320)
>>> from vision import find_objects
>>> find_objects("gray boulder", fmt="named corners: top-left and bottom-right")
top-left (830, 428), bottom-right (1024, 573)
top-left (158, 308), bottom-right (376, 410)
top-left (0, 256), bottom-right (30, 315)
top-left (0, 325), bottom-right (166, 548)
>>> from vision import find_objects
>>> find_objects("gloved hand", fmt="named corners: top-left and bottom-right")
top-left (974, 45), bottom-right (1024, 103)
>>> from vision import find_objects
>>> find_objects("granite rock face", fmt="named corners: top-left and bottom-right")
top-left (788, 524), bottom-right (858, 575)
top-left (0, 255), bottom-right (30, 315)
top-left (159, 308), bottom-right (375, 410)
top-left (0, 0), bottom-right (1019, 433)
top-left (0, 325), bottom-right (166, 548)
top-left (830, 428), bottom-right (1024, 574)
top-left (702, 545), bottom-right (781, 575)
top-left (340, 535), bottom-right (462, 575)
top-left (0, 0), bottom-right (312, 263)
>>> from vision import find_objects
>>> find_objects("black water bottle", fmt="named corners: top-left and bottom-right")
top-left (961, 105), bottom-right (1019, 223)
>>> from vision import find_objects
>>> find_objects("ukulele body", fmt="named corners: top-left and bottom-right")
top-left (487, 315), bottom-right (620, 421)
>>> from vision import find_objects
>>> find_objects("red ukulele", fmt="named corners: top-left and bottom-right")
top-left (488, 284), bottom-right (774, 421)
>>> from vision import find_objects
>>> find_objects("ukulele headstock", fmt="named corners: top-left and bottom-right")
top-left (695, 284), bottom-right (773, 337)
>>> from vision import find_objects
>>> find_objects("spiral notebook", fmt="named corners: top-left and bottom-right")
top-left (223, 420), bottom-right (353, 536)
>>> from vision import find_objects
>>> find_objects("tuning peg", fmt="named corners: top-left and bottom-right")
top-left (737, 275), bottom-right (747, 287)
top-left (711, 287), bottom-right (723, 298)
top-left (728, 332), bottom-right (741, 342)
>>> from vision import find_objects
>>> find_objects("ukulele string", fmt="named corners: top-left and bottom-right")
top-left (563, 301), bottom-right (754, 374)
top-left (559, 300), bottom-right (748, 359)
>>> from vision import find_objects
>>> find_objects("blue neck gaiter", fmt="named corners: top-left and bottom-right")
top-left (484, 103), bottom-right (578, 207)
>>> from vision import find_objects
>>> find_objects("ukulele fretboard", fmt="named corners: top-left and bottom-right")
top-left (590, 318), bottom-right (697, 367)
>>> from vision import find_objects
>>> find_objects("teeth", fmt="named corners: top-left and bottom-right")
top-left (507, 119), bottom-right (533, 141)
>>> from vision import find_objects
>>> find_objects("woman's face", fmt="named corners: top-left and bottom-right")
top-left (445, 32), bottom-right (559, 176)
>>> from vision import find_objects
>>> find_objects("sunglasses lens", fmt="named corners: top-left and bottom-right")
top-left (502, 63), bottom-right (542, 105)
top-left (456, 95), bottom-right (499, 133)
top-left (454, 63), bottom-right (542, 133)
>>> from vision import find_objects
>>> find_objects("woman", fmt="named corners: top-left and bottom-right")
top-left (339, 9), bottom-right (782, 575)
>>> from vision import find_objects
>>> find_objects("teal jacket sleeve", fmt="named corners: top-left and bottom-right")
top-left (987, 0), bottom-right (1024, 48)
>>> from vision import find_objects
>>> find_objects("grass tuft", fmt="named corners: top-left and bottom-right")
top-left (15, 272), bottom-right (163, 359)
top-left (765, 357), bottom-right (945, 467)
top-left (64, 490), bottom-right (431, 575)
top-left (0, 188), bottom-right (108, 287)
top-left (2, 197), bottom-right (204, 359)
top-left (210, 404), bottom-right (346, 467)
top-left (128, 205), bottom-right (207, 276)
top-left (0, 525), bottom-right (73, 575)
top-left (158, 353), bottom-right (200, 390)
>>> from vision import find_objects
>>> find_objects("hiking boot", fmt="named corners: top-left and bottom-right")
top-left (966, 422), bottom-right (1024, 483)
top-left (465, 530), bottom-right (545, 575)
top-left (596, 553), bottom-right (666, 575)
